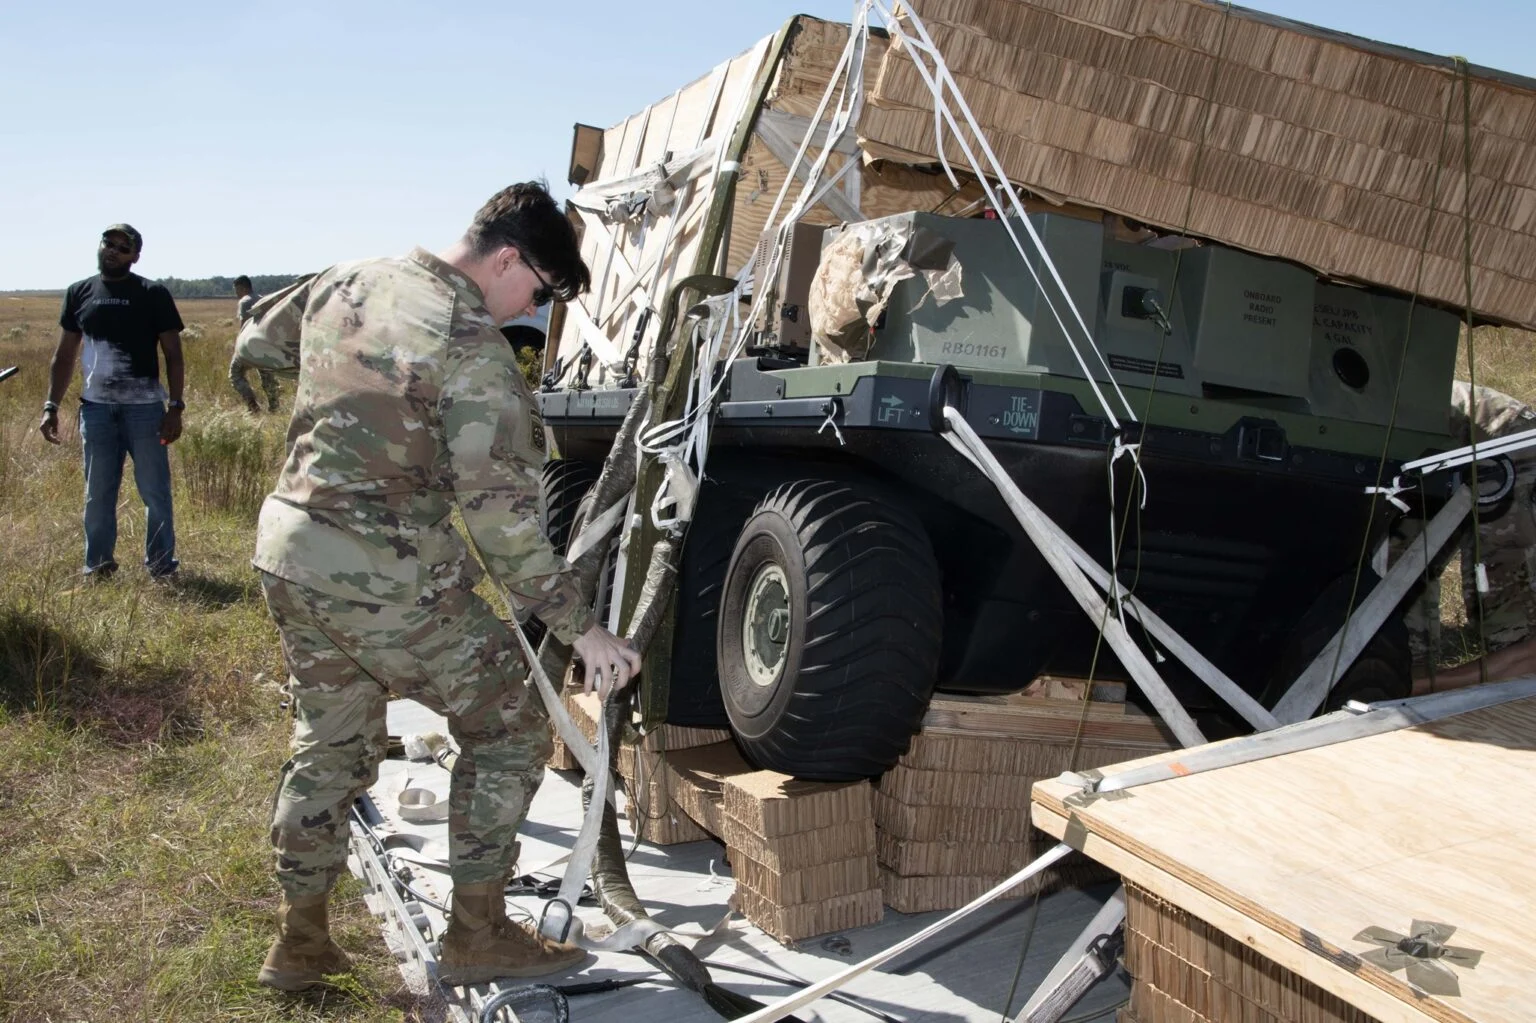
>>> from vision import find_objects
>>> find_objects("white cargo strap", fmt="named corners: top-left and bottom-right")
top-left (1365, 479), bottom-right (1412, 513)
top-left (505, 617), bottom-right (633, 949)
top-left (538, 684), bottom-right (616, 946)
top-left (650, 450), bottom-right (701, 534)
top-left (635, 289), bottom-right (742, 534)
top-left (506, 610), bottom-right (607, 786)
top-left (869, 0), bottom-right (1135, 431)
top-left (1399, 424), bottom-right (1536, 476)
top-left (943, 399), bottom-right (1277, 730)
top-left (563, 298), bottom-right (630, 373)
top-left (565, 493), bottom-right (631, 566)
top-left (508, 614), bottom-right (740, 953)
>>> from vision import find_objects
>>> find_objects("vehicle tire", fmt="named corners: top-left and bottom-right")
top-left (666, 480), bottom-right (761, 727)
top-left (717, 479), bottom-right (943, 780)
top-left (1262, 573), bottom-right (1413, 714)
top-left (540, 459), bottom-right (601, 556)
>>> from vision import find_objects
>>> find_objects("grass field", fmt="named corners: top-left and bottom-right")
top-left (0, 296), bottom-right (423, 1022)
top-left (0, 289), bottom-right (1530, 1021)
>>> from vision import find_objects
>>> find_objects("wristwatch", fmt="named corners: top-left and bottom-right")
top-left (42, 400), bottom-right (58, 414)
top-left (167, 399), bottom-right (186, 411)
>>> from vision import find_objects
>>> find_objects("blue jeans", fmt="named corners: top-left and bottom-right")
top-left (79, 400), bottom-right (178, 577)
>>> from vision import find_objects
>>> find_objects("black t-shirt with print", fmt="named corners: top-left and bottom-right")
top-left (59, 273), bottom-right (183, 403)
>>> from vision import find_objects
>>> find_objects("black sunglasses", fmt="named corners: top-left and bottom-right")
top-left (521, 252), bottom-right (556, 308)
top-left (101, 238), bottom-right (135, 255)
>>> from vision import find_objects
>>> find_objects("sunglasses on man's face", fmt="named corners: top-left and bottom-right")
top-left (101, 238), bottom-right (135, 255)
top-left (525, 259), bottom-right (556, 308)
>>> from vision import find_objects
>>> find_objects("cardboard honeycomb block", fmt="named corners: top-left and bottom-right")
top-left (1129, 981), bottom-right (1209, 1023)
top-left (637, 721), bottom-right (732, 753)
top-left (720, 813), bottom-right (878, 873)
top-left (557, 694), bottom-right (715, 846)
top-left (616, 740), bottom-right (712, 846)
top-left (721, 769), bottom-right (872, 837)
top-left (897, 730), bottom-right (1164, 776)
top-left (624, 792), bottom-right (711, 845)
top-left (734, 852), bottom-right (879, 906)
top-left (919, 693), bottom-right (1175, 750)
top-left (1124, 886), bottom-right (1377, 1023)
top-left (563, 691), bottom-right (602, 746)
top-left (734, 885), bottom-right (884, 944)
top-left (659, 741), bottom-right (747, 837)
top-left (874, 790), bottom-right (1036, 843)
top-left (877, 764), bottom-right (1042, 809)
top-left (877, 859), bottom-right (1111, 914)
top-left (876, 831), bottom-right (1045, 876)
top-left (547, 735), bottom-right (579, 772)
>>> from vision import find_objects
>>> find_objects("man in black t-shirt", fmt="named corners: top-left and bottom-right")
top-left (40, 224), bottom-right (187, 580)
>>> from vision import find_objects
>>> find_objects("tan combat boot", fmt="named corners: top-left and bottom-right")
top-left (438, 881), bottom-right (588, 985)
top-left (257, 891), bottom-right (354, 991)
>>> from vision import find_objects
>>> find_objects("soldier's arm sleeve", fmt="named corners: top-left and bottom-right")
top-left (442, 331), bottom-right (596, 646)
top-left (234, 274), bottom-right (316, 374)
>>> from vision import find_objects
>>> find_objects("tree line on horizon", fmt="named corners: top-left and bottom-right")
top-left (153, 274), bottom-right (307, 299)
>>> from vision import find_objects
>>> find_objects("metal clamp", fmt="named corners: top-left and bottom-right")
top-left (573, 344), bottom-right (594, 391)
top-left (1086, 926), bottom-right (1125, 970)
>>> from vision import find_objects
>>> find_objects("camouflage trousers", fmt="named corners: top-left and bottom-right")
top-left (230, 357), bottom-right (281, 413)
top-left (261, 573), bottom-right (552, 898)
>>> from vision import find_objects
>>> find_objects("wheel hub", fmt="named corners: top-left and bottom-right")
top-left (742, 563), bottom-right (790, 687)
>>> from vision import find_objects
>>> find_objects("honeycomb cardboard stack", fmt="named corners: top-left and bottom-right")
top-left (1122, 884), bottom-right (1378, 1023)
top-left (558, 691), bottom-right (728, 845)
top-left (665, 742), bottom-right (883, 944)
top-left (554, 679), bottom-right (1171, 940)
top-left (861, 0), bottom-right (1536, 333)
top-left (876, 679), bottom-right (1176, 913)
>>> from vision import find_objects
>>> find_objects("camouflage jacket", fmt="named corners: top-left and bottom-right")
top-left (1450, 381), bottom-right (1536, 447)
top-left (234, 248), bottom-right (595, 644)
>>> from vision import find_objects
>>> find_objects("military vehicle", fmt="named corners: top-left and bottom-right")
top-left (534, 15), bottom-right (1477, 781)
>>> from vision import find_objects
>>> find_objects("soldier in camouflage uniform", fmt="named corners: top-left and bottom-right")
top-left (235, 182), bottom-right (641, 991)
top-left (1405, 381), bottom-right (1536, 687)
top-left (228, 275), bottom-right (281, 413)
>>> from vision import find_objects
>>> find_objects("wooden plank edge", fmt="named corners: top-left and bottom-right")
top-left (1029, 803), bottom-right (1464, 1023)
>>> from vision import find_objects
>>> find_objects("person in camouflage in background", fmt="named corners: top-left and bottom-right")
top-left (1405, 381), bottom-right (1536, 689)
top-left (235, 182), bottom-right (641, 991)
top-left (228, 275), bottom-right (281, 413)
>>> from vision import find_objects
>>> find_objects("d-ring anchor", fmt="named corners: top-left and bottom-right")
top-left (927, 364), bottom-right (966, 435)
top-left (538, 897), bottom-right (575, 943)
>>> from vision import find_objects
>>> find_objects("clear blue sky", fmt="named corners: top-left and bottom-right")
top-left (1, 0), bottom-right (1529, 291)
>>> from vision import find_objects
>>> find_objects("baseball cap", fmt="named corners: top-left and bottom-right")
top-left (102, 223), bottom-right (143, 251)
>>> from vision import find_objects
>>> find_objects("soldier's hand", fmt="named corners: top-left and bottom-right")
top-left (571, 625), bottom-right (643, 700)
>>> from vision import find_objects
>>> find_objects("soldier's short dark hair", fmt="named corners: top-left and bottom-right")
top-left (467, 181), bottom-right (591, 301)
top-left (233, 275), bottom-right (252, 289)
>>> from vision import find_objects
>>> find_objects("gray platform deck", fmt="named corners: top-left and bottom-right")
top-left (366, 699), bottom-right (1128, 1023)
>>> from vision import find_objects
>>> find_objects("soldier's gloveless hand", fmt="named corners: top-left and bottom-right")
top-left (571, 625), bottom-right (643, 700)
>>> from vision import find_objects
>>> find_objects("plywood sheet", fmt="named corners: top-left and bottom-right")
top-left (1032, 695), bottom-right (1536, 1023)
